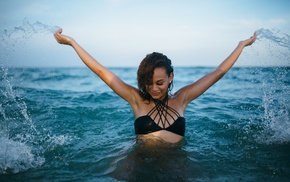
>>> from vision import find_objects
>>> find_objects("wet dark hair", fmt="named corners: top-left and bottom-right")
top-left (137, 52), bottom-right (174, 101)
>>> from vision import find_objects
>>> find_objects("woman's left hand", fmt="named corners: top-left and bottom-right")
top-left (54, 29), bottom-right (74, 46)
top-left (240, 32), bottom-right (257, 47)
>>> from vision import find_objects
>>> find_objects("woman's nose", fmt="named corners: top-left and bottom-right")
top-left (151, 84), bottom-right (158, 91)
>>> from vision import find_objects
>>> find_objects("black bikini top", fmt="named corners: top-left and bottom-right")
top-left (134, 96), bottom-right (185, 136)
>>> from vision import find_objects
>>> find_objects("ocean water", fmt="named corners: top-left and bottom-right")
top-left (0, 21), bottom-right (290, 181)
top-left (0, 66), bottom-right (289, 181)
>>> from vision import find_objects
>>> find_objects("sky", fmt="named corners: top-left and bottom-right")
top-left (0, 0), bottom-right (290, 67)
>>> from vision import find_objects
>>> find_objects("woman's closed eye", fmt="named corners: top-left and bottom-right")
top-left (156, 81), bottom-right (164, 86)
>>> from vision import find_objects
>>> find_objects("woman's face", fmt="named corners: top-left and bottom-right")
top-left (146, 67), bottom-right (173, 100)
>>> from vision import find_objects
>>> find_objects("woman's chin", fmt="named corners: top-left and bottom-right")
top-left (150, 94), bottom-right (165, 100)
top-left (149, 94), bottom-right (159, 99)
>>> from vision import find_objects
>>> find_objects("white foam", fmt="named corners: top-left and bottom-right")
top-left (255, 72), bottom-right (290, 144)
top-left (0, 137), bottom-right (45, 174)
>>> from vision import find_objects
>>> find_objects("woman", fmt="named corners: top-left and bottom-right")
top-left (54, 29), bottom-right (256, 143)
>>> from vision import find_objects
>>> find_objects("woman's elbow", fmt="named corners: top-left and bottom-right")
top-left (215, 68), bottom-right (226, 79)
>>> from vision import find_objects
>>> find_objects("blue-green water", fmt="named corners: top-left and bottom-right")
top-left (0, 21), bottom-right (290, 181)
top-left (0, 66), bottom-right (289, 181)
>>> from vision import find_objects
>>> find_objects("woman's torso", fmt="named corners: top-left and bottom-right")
top-left (133, 94), bottom-right (186, 143)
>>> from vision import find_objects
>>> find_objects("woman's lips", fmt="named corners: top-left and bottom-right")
top-left (150, 92), bottom-right (160, 97)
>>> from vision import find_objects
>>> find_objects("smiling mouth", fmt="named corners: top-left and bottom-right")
top-left (150, 92), bottom-right (160, 96)
top-left (151, 93), bottom-right (165, 100)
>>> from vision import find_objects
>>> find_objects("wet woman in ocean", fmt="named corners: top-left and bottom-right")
top-left (54, 29), bottom-right (256, 144)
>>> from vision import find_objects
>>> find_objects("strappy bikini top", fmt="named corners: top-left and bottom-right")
top-left (134, 96), bottom-right (185, 136)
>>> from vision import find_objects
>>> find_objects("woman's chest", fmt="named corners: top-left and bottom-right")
top-left (135, 98), bottom-right (184, 118)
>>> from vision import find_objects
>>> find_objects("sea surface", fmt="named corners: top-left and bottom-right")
top-left (0, 66), bottom-right (289, 181)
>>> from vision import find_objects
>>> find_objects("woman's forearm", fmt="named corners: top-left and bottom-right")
top-left (216, 33), bottom-right (256, 75)
top-left (71, 40), bottom-right (105, 75)
top-left (216, 42), bottom-right (245, 75)
top-left (54, 29), bottom-right (111, 81)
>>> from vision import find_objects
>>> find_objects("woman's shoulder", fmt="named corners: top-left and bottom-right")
top-left (171, 88), bottom-right (187, 101)
top-left (170, 89), bottom-right (188, 112)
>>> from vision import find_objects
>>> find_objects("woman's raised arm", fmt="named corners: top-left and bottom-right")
top-left (54, 29), bottom-right (138, 105)
top-left (177, 32), bottom-right (257, 108)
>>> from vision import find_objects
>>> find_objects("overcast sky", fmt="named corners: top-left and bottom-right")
top-left (0, 0), bottom-right (290, 67)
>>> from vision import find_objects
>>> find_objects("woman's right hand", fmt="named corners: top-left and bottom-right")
top-left (54, 29), bottom-right (74, 46)
top-left (239, 32), bottom-right (257, 47)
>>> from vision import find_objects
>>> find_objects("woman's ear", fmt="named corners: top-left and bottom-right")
top-left (169, 72), bottom-right (174, 83)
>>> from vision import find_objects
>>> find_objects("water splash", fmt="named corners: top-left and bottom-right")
top-left (0, 18), bottom-right (60, 67)
top-left (239, 28), bottom-right (290, 144)
top-left (0, 67), bottom-right (44, 173)
top-left (256, 28), bottom-right (290, 50)
top-left (0, 20), bottom-right (63, 174)
top-left (254, 29), bottom-right (290, 144)
top-left (256, 67), bottom-right (290, 144)
top-left (246, 28), bottom-right (290, 144)
top-left (1, 18), bottom-right (59, 45)
top-left (0, 138), bottom-right (45, 174)
top-left (0, 67), bottom-right (37, 133)
top-left (250, 28), bottom-right (290, 66)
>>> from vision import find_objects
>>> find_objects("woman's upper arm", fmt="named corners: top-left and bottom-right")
top-left (108, 76), bottom-right (139, 104)
top-left (177, 69), bottom-right (224, 107)
top-left (93, 66), bottom-right (139, 105)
